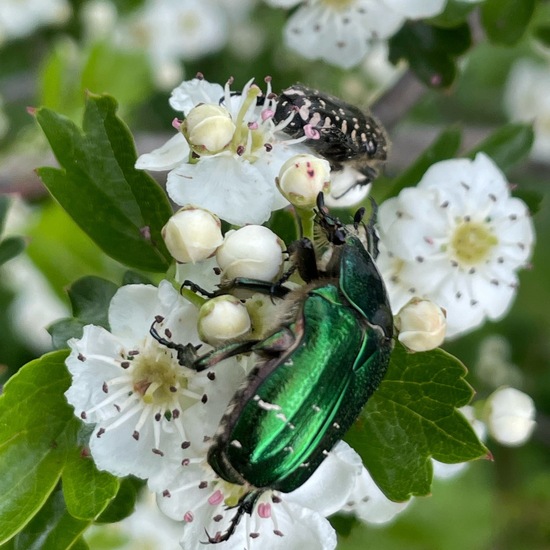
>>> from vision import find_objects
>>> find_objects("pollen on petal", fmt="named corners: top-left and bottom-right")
top-left (257, 502), bottom-right (271, 519)
top-left (208, 489), bottom-right (224, 506)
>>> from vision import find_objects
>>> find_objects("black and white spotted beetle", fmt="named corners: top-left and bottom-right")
top-left (273, 84), bottom-right (389, 198)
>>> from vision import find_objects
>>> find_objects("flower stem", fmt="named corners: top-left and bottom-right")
top-left (180, 287), bottom-right (207, 308)
top-left (295, 206), bottom-right (315, 242)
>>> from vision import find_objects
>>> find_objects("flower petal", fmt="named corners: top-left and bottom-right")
top-left (136, 133), bottom-right (190, 171)
top-left (167, 155), bottom-right (275, 225)
top-left (169, 78), bottom-right (225, 114)
top-left (343, 467), bottom-right (411, 524)
top-left (285, 441), bottom-right (362, 517)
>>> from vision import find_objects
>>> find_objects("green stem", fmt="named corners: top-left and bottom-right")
top-left (295, 206), bottom-right (316, 241)
top-left (180, 286), bottom-right (207, 308)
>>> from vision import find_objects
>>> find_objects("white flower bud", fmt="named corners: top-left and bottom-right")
top-left (486, 387), bottom-right (536, 447)
top-left (198, 295), bottom-right (251, 346)
top-left (276, 154), bottom-right (331, 208)
top-left (162, 206), bottom-right (223, 264)
top-left (216, 225), bottom-right (285, 282)
top-left (183, 104), bottom-right (235, 153)
top-left (395, 298), bottom-right (447, 352)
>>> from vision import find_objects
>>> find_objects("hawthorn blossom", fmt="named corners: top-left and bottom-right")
top-left (485, 387), bottom-right (536, 447)
top-left (377, 153), bottom-right (535, 338)
top-left (85, 491), bottom-right (184, 550)
top-left (115, 0), bottom-right (228, 88)
top-left (265, 0), bottom-right (447, 68)
top-left (0, 0), bottom-right (70, 43)
top-left (136, 76), bottom-right (309, 225)
top-left (504, 58), bottom-right (550, 163)
top-left (342, 466), bottom-right (411, 523)
top-left (149, 441), bottom-right (363, 549)
top-left (64, 281), bottom-right (246, 479)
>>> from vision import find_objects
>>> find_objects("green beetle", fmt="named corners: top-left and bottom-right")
top-left (151, 194), bottom-right (393, 542)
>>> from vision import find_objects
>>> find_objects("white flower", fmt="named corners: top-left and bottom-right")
top-left (277, 154), bottom-right (331, 208)
top-left (162, 206), bottom-right (223, 264)
top-left (149, 441), bottom-right (362, 549)
top-left (395, 298), bottom-right (447, 352)
top-left (81, 0), bottom-right (117, 42)
top-left (268, 0), bottom-right (447, 68)
top-left (64, 281), bottom-right (245, 479)
top-left (216, 225), bottom-right (285, 282)
top-left (377, 153), bottom-right (535, 338)
top-left (504, 58), bottom-right (550, 163)
top-left (198, 295), bottom-right (252, 345)
top-left (0, 0), bottom-right (70, 43)
top-left (85, 490), bottom-right (184, 550)
top-left (136, 76), bottom-right (310, 225)
top-left (342, 466), bottom-right (411, 524)
top-left (323, 164), bottom-right (373, 208)
top-left (115, 0), bottom-right (227, 88)
top-left (485, 387), bottom-right (536, 447)
top-left (475, 334), bottom-right (524, 390)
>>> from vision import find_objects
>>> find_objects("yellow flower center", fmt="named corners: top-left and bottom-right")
top-left (131, 348), bottom-right (187, 407)
top-left (321, 0), bottom-right (355, 9)
top-left (450, 220), bottom-right (498, 267)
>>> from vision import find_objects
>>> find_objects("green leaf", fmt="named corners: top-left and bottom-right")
top-left (38, 38), bottom-right (84, 120)
top-left (389, 22), bottom-right (471, 88)
top-left (0, 196), bottom-right (26, 266)
top-left (48, 276), bottom-right (118, 349)
top-left (35, 94), bottom-right (173, 272)
top-left (429, 0), bottom-right (477, 28)
top-left (7, 486), bottom-right (90, 550)
top-left (122, 270), bottom-right (155, 286)
top-left (63, 448), bottom-right (119, 520)
top-left (48, 319), bottom-right (86, 351)
top-left (481, 0), bottom-right (535, 45)
top-left (384, 126), bottom-right (462, 199)
top-left (0, 195), bottom-right (10, 234)
top-left (513, 189), bottom-right (543, 216)
top-left (95, 478), bottom-right (143, 524)
top-left (81, 42), bottom-right (153, 112)
top-left (0, 237), bottom-right (26, 267)
top-left (466, 123), bottom-right (534, 172)
top-left (533, 23), bottom-right (550, 47)
top-left (347, 345), bottom-right (488, 502)
top-left (0, 351), bottom-right (78, 544)
top-left (68, 276), bottom-right (118, 328)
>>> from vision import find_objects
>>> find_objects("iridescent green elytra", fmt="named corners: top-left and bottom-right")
top-left (207, 236), bottom-right (393, 493)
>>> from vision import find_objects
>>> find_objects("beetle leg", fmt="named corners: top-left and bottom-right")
top-left (204, 490), bottom-right (264, 544)
top-left (181, 279), bottom-right (216, 299)
top-left (364, 197), bottom-right (380, 259)
top-left (192, 339), bottom-right (262, 372)
top-left (149, 316), bottom-right (202, 367)
top-left (217, 277), bottom-right (292, 299)
top-left (288, 237), bottom-right (319, 283)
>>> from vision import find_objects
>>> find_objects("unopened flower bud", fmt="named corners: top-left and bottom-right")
top-left (396, 298), bottom-right (446, 352)
top-left (485, 387), bottom-right (536, 446)
top-left (162, 206), bottom-right (223, 263)
top-left (198, 295), bottom-right (251, 346)
top-left (276, 154), bottom-right (331, 208)
top-left (183, 104), bottom-right (236, 153)
top-left (216, 225), bottom-right (285, 282)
